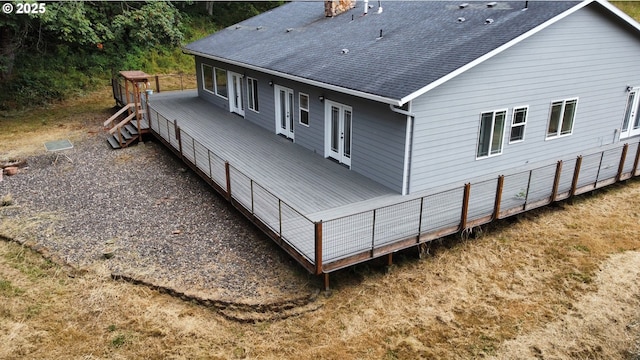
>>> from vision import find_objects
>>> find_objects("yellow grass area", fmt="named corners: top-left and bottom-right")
top-left (2, 175), bottom-right (640, 358)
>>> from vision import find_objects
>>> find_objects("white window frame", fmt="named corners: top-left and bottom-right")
top-left (546, 98), bottom-right (578, 140)
top-left (214, 67), bottom-right (228, 99)
top-left (201, 64), bottom-right (214, 94)
top-left (509, 105), bottom-right (528, 144)
top-left (299, 93), bottom-right (310, 127)
top-left (476, 109), bottom-right (507, 160)
top-left (247, 77), bottom-right (259, 113)
top-left (620, 87), bottom-right (640, 139)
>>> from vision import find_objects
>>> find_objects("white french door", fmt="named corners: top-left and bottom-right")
top-left (274, 85), bottom-right (294, 140)
top-left (229, 72), bottom-right (244, 116)
top-left (621, 87), bottom-right (640, 139)
top-left (325, 100), bottom-right (352, 167)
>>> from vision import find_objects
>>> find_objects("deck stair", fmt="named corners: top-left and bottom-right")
top-left (104, 103), bottom-right (149, 149)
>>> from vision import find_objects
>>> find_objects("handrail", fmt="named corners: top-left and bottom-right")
top-left (108, 112), bottom-right (136, 135)
top-left (104, 103), bottom-right (135, 128)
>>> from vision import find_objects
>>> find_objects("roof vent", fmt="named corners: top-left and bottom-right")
top-left (286, 28), bottom-right (294, 33)
top-left (485, 18), bottom-right (494, 24)
top-left (487, 2), bottom-right (497, 7)
top-left (235, 25), bottom-right (241, 30)
top-left (457, 17), bottom-right (466, 23)
top-left (256, 26), bottom-right (263, 30)
top-left (341, 48), bottom-right (349, 54)
top-left (459, 3), bottom-right (469, 9)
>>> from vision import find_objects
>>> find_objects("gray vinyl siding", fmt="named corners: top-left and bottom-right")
top-left (409, 4), bottom-right (640, 193)
top-left (194, 57), bottom-right (406, 192)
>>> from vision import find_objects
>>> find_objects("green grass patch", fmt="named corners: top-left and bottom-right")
top-left (0, 279), bottom-right (26, 297)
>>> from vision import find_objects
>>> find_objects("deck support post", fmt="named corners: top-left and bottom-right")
top-left (594, 151), bottom-right (605, 187)
top-left (155, 75), bottom-right (160, 94)
top-left (633, 142), bottom-right (640, 176)
top-left (225, 161), bottom-right (232, 200)
top-left (314, 221), bottom-right (323, 275)
top-left (460, 183), bottom-right (471, 231)
top-left (617, 143), bottom-right (629, 181)
top-left (323, 273), bottom-right (330, 291)
top-left (570, 156), bottom-right (583, 196)
top-left (175, 120), bottom-right (182, 158)
top-left (551, 160), bottom-right (563, 202)
top-left (386, 253), bottom-right (393, 267)
top-left (493, 175), bottom-right (504, 220)
top-left (371, 209), bottom-right (377, 255)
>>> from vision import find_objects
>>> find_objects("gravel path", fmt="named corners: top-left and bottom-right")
top-left (0, 133), bottom-right (319, 306)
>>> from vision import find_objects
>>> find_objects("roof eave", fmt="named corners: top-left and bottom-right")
top-left (399, 0), bottom-right (601, 105)
top-left (183, 48), bottom-right (404, 106)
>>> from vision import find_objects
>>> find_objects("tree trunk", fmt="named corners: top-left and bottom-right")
top-left (0, 26), bottom-right (16, 80)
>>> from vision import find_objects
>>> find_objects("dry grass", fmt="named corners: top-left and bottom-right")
top-left (2, 146), bottom-right (640, 358)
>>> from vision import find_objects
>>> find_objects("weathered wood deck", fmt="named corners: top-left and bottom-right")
top-left (143, 91), bottom-right (640, 280)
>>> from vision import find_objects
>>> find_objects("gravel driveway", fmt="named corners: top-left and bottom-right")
top-left (0, 133), bottom-right (319, 308)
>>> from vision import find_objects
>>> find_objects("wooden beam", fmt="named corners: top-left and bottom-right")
top-left (551, 160), bottom-right (563, 202)
top-left (570, 156), bottom-right (583, 197)
top-left (493, 175), bottom-right (504, 220)
top-left (460, 183), bottom-right (471, 231)
top-left (617, 143), bottom-right (629, 182)
top-left (315, 221), bottom-right (323, 275)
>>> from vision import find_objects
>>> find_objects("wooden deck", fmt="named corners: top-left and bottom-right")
top-left (143, 90), bottom-right (640, 279)
top-left (147, 91), bottom-right (399, 217)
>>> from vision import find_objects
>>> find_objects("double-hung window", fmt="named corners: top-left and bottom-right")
top-left (299, 93), bottom-right (309, 126)
top-left (477, 109), bottom-right (507, 159)
top-left (247, 77), bottom-right (259, 112)
top-left (546, 98), bottom-right (578, 139)
top-left (621, 88), bottom-right (640, 139)
top-left (202, 64), bottom-right (214, 93)
top-left (509, 106), bottom-right (528, 143)
top-left (214, 68), bottom-right (228, 98)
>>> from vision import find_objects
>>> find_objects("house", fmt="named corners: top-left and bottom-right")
top-left (182, 0), bottom-right (640, 196)
top-left (130, 0), bottom-right (640, 286)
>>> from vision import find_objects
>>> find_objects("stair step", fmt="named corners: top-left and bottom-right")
top-left (119, 128), bottom-right (133, 141)
top-left (124, 124), bottom-right (139, 136)
top-left (106, 135), bottom-right (122, 149)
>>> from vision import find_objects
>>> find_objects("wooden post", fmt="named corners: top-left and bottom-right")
top-left (155, 75), bottom-right (160, 93)
top-left (225, 161), bottom-right (232, 200)
top-left (387, 253), bottom-right (393, 267)
top-left (250, 180), bottom-right (254, 214)
top-left (145, 90), bottom-right (151, 136)
top-left (315, 221), bottom-right (323, 275)
top-left (278, 199), bottom-right (283, 242)
top-left (493, 175), bottom-right (504, 220)
top-left (570, 156), bottom-right (583, 196)
top-left (460, 183), bottom-right (471, 231)
top-left (634, 143), bottom-right (640, 177)
top-left (371, 209), bottom-right (377, 255)
top-left (523, 170), bottom-right (533, 206)
top-left (551, 160), bottom-right (563, 201)
top-left (124, 79), bottom-right (130, 108)
top-left (323, 273), bottom-right (330, 291)
top-left (417, 197), bottom-right (424, 242)
top-left (192, 138), bottom-right (197, 167)
top-left (175, 121), bottom-right (183, 159)
top-left (616, 143), bottom-right (629, 182)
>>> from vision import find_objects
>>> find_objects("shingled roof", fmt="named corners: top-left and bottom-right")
top-left (183, 0), bottom-right (635, 105)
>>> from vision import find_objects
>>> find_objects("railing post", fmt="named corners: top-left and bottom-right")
top-left (371, 209), bottom-right (377, 254)
top-left (523, 170), bottom-right (533, 207)
top-left (225, 161), bottom-right (232, 200)
top-left (594, 151), bottom-right (605, 186)
top-left (208, 150), bottom-right (213, 179)
top-left (174, 120), bottom-right (182, 157)
top-left (633, 142), bottom-right (640, 177)
top-left (417, 197), bottom-right (424, 243)
top-left (155, 75), bottom-right (160, 93)
top-left (551, 160), bottom-right (563, 202)
top-left (570, 155), bottom-right (583, 196)
top-left (278, 199), bottom-right (283, 241)
top-left (617, 143), bottom-right (629, 182)
top-left (250, 179), bottom-right (255, 214)
top-left (192, 137), bottom-right (196, 167)
top-left (315, 221), bottom-right (323, 275)
top-left (460, 183), bottom-right (471, 231)
top-left (493, 175), bottom-right (504, 220)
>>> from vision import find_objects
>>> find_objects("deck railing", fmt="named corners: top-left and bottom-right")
top-left (146, 105), bottom-right (318, 272)
top-left (145, 101), bottom-right (640, 276)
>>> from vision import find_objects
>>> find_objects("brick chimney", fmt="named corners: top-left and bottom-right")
top-left (324, 0), bottom-right (356, 17)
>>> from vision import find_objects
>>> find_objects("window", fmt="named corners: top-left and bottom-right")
top-left (214, 68), bottom-right (228, 98)
top-left (299, 93), bottom-right (309, 126)
top-left (477, 110), bottom-right (506, 158)
top-left (509, 106), bottom-right (528, 143)
top-left (621, 88), bottom-right (640, 139)
top-left (202, 64), bottom-right (214, 93)
top-left (247, 77), bottom-right (259, 112)
top-left (546, 98), bottom-right (577, 138)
